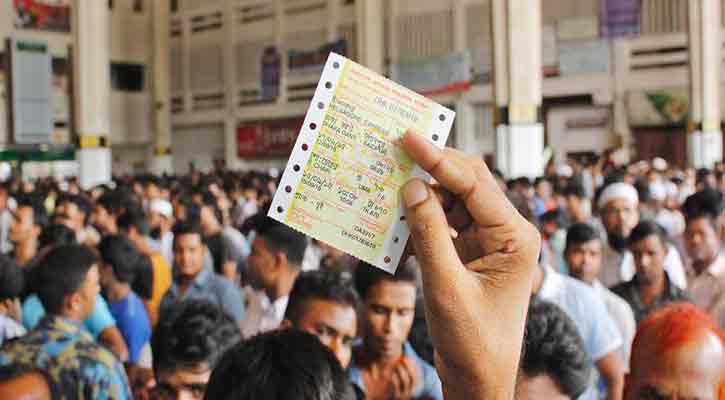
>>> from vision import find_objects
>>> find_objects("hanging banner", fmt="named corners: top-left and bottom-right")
top-left (260, 46), bottom-right (281, 101)
top-left (237, 118), bottom-right (303, 158)
top-left (600, 0), bottom-right (640, 38)
top-left (14, 0), bottom-right (71, 33)
top-left (9, 39), bottom-right (54, 145)
top-left (627, 88), bottom-right (689, 127)
top-left (390, 51), bottom-right (472, 96)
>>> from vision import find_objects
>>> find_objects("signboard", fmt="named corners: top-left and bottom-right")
top-left (390, 51), bottom-right (472, 96)
top-left (288, 39), bottom-right (347, 73)
top-left (14, 0), bottom-right (71, 33)
top-left (237, 118), bottom-right (303, 158)
top-left (627, 88), bottom-right (689, 127)
top-left (8, 39), bottom-right (54, 145)
top-left (600, 0), bottom-right (640, 38)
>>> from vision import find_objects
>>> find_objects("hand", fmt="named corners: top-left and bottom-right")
top-left (390, 357), bottom-right (419, 400)
top-left (400, 130), bottom-right (541, 400)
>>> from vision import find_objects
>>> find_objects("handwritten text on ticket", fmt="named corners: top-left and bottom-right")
top-left (269, 53), bottom-right (454, 273)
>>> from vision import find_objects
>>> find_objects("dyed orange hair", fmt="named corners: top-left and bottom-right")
top-left (632, 302), bottom-right (725, 398)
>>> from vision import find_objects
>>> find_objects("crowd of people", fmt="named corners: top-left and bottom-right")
top-left (0, 131), bottom-right (720, 399)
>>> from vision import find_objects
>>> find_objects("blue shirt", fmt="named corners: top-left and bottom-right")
top-left (0, 315), bottom-right (131, 399)
top-left (538, 266), bottom-right (623, 400)
top-left (109, 292), bottom-right (151, 365)
top-left (349, 341), bottom-right (443, 400)
top-left (23, 293), bottom-right (116, 339)
top-left (160, 262), bottom-right (245, 323)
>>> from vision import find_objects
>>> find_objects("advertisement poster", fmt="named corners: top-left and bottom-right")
top-left (390, 51), bottom-right (472, 96)
top-left (14, 0), bottom-right (71, 32)
top-left (237, 118), bottom-right (303, 158)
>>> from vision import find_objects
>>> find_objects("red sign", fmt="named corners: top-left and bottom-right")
top-left (237, 118), bottom-right (303, 158)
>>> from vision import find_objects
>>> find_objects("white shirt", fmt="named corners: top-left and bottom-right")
top-left (593, 280), bottom-right (636, 372)
top-left (538, 266), bottom-right (623, 400)
top-left (0, 315), bottom-right (26, 346)
top-left (240, 287), bottom-right (289, 339)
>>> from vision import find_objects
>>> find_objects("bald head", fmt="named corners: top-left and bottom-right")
top-left (626, 303), bottom-right (725, 400)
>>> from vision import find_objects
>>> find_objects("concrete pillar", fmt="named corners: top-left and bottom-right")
top-left (688, 0), bottom-right (723, 169)
top-left (222, 0), bottom-right (238, 170)
top-left (151, 0), bottom-right (173, 175)
top-left (72, 0), bottom-right (111, 189)
top-left (491, 0), bottom-right (544, 179)
top-left (355, 0), bottom-right (385, 73)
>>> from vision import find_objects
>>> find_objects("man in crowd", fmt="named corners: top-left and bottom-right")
top-left (7, 195), bottom-right (46, 268)
top-left (118, 209), bottom-right (171, 326)
top-left (0, 255), bottom-right (25, 345)
top-left (625, 303), bottom-right (724, 400)
top-left (350, 261), bottom-right (443, 400)
top-left (90, 192), bottom-right (125, 236)
top-left (0, 245), bottom-right (132, 399)
top-left (611, 221), bottom-right (690, 323)
top-left (160, 222), bottom-right (245, 324)
top-left (563, 182), bottom-right (593, 225)
top-left (205, 330), bottom-right (355, 400)
top-left (55, 194), bottom-right (99, 246)
top-left (682, 188), bottom-right (725, 326)
top-left (532, 257), bottom-right (625, 400)
top-left (281, 269), bottom-right (358, 369)
top-left (199, 192), bottom-right (237, 281)
top-left (0, 364), bottom-right (54, 400)
top-left (565, 223), bottom-right (636, 368)
top-left (148, 198), bottom-right (175, 267)
top-left (516, 299), bottom-right (592, 400)
top-left (597, 182), bottom-right (687, 288)
top-left (242, 217), bottom-right (307, 338)
top-left (0, 184), bottom-right (13, 254)
top-left (150, 300), bottom-right (242, 400)
top-left (98, 235), bottom-right (151, 367)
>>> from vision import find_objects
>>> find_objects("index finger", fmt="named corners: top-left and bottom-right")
top-left (402, 130), bottom-right (515, 228)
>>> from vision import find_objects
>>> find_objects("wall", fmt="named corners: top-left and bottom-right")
top-left (172, 124), bottom-right (225, 174)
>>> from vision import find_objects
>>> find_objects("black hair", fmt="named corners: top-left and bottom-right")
top-left (354, 261), bottom-right (418, 301)
top-left (522, 299), bottom-right (591, 399)
top-left (204, 330), bottom-right (356, 400)
top-left (563, 182), bottom-right (587, 199)
top-left (98, 235), bottom-right (140, 284)
top-left (682, 188), bottom-right (723, 231)
top-left (97, 190), bottom-right (138, 217)
top-left (696, 168), bottom-right (715, 188)
top-left (172, 221), bottom-right (204, 250)
top-left (253, 217), bottom-right (308, 268)
top-left (56, 194), bottom-right (92, 220)
top-left (565, 223), bottom-right (601, 251)
top-left (38, 224), bottom-right (77, 250)
top-left (628, 220), bottom-right (668, 249)
top-left (152, 300), bottom-right (242, 375)
top-left (32, 245), bottom-right (99, 314)
top-left (285, 270), bottom-right (359, 324)
top-left (132, 254), bottom-right (154, 300)
top-left (0, 255), bottom-right (23, 301)
top-left (117, 209), bottom-right (150, 237)
top-left (540, 209), bottom-right (564, 227)
top-left (14, 194), bottom-right (48, 229)
top-left (200, 191), bottom-right (224, 225)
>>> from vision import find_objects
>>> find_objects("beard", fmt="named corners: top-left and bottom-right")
top-left (150, 227), bottom-right (162, 240)
top-left (608, 233), bottom-right (628, 252)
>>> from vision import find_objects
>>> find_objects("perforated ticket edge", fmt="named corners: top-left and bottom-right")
top-left (268, 52), bottom-right (455, 273)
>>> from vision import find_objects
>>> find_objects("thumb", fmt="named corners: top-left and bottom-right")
top-left (402, 179), bottom-right (462, 279)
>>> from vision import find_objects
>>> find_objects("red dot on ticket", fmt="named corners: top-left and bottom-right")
top-left (384, 256), bottom-right (391, 263)
top-left (285, 186), bottom-right (292, 193)
top-left (302, 144), bottom-right (309, 151)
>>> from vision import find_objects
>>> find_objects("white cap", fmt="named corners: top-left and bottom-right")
top-left (556, 164), bottom-right (573, 178)
top-left (149, 199), bottom-right (173, 219)
top-left (652, 157), bottom-right (668, 172)
top-left (598, 182), bottom-right (639, 209)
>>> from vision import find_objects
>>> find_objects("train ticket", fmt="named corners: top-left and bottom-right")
top-left (268, 52), bottom-right (455, 273)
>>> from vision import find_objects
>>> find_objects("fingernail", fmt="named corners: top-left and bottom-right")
top-left (403, 179), bottom-right (428, 208)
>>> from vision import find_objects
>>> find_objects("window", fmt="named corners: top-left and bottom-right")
top-left (133, 0), bottom-right (143, 12)
top-left (110, 63), bottom-right (145, 92)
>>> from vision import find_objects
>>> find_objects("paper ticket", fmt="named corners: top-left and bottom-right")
top-left (269, 53), bottom-right (455, 273)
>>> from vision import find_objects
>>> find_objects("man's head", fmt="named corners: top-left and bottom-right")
top-left (0, 364), bottom-right (53, 400)
top-left (91, 192), bottom-right (129, 234)
top-left (598, 183), bottom-right (640, 249)
top-left (565, 223), bottom-right (603, 285)
top-left (117, 209), bottom-right (151, 251)
top-left (55, 194), bottom-right (91, 233)
top-left (0, 255), bottom-right (23, 319)
top-left (152, 300), bottom-right (242, 400)
top-left (354, 261), bottom-right (417, 359)
top-left (98, 235), bottom-right (139, 289)
top-left (32, 245), bottom-right (100, 320)
top-left (9, 195), bottom-right (47, 245)
top-left (534, 177), bottom-right (552, 201)
top-left (628, 221), bottom-right (669, 285)
top-left (37, 224), bottom-right (77, 253)
top-left (172, 222), bottom-right (206, 279)
top-left (204, 330), bottom-right (355, 400)
top-left (247, 218), bottom-right (307, 292)
top-left (563, 183), bottom-right (587, 215)
top-left (199, 192), bottom-right (223, 231)
top-left (696, 168), bottom-right (717, 191)
top-left (682, 189), bottom-right (723, 270)
top-left (517, 299), bottom-right (591, 400)
top-left (626, 303), bottom-right (725, 400)
top-left (282, 270), bottom-right (359, 368)
top-left (148, 199), bottom-right (174, 233)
